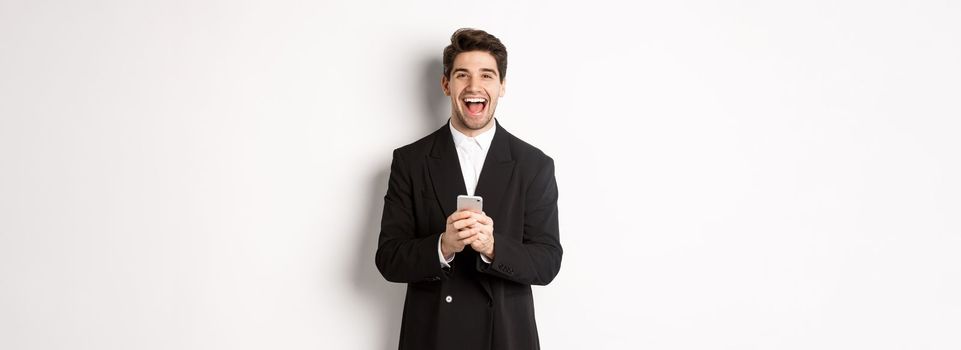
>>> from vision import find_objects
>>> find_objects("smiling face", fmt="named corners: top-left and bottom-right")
top-left (442, 50), bottom-right (505, 136)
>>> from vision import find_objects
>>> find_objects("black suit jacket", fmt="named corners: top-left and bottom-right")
top-left (376, 120), bottom-right (562, 350)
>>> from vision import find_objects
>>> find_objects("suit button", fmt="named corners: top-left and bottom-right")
top-left (445, 295), bottom-right (453, 303)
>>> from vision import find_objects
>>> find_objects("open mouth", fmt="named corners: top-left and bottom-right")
top-left (462, 97), bottom-right (488, 116)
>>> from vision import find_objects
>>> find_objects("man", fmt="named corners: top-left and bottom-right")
top-left (376, 28), bottom-right (562, 350)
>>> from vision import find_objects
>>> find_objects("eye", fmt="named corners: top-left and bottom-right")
top-left (455, 72), bottom-right (468, 78)
top-left (483, 74), bottom-right (493, 79)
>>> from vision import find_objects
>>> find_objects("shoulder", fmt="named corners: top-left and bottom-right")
top-left (391, 126), bottom-right (446, 160)
top-left (503, 127), bottom-right (554, 171)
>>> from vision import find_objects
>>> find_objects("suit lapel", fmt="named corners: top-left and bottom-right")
top-left (427, 123), bottom-right (467, 217)
top-left (427, 120), bottom-right (517, 218)
top-left (474, 120), bottom-right (515, 223)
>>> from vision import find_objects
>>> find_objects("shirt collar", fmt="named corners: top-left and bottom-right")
top-left (449, 119), bottom-right (496, 151)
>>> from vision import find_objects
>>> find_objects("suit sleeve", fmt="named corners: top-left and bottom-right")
top-left (479, 156), bottom-right (563, 286)
top-left (375, 149), bottom-right (449, 283)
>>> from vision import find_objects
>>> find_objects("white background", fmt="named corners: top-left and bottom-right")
top-left (2, 1), bottom-right (959, 349)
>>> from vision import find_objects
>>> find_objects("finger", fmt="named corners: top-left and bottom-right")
top-left (478, 233), bottom-right (492, 244)
top-left (467, 223), bottom-right (489, 235)
top-left (461, 235), bottom-right (479, 245)
top-left (458, 228), bottom-right (478, 239)
top-left (475, 215), bottom-right (492, 225)
top-left (470, 232), bottom-right (487, 244)
top-left (447, 210), bottom-right (473, 224)
top-left (446, 212), bottom-right (462, 224)
top-left (481, 225), bottom-right (493, 235)
top-left (453, 218), bottom-right (477, 230)
top-left (467, 211), bottom-right (491, 224)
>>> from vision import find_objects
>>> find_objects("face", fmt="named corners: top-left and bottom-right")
top-left (442, 51), bottom-right (505, 133)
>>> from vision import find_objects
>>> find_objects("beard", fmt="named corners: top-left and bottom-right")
top-left (452, 102), bottom-right (496, 131)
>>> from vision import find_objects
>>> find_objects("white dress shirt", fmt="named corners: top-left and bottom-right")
top-left (438, 120), bottom-right (496, 267)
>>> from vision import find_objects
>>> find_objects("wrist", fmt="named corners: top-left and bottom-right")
top-left (440, 236), bottom-right (454, 258)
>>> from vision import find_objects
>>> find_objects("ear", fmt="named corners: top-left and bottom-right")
top-left (441, 75), bottom-right (450, 96)
top-left (499, 79), bottom-right (506, 97)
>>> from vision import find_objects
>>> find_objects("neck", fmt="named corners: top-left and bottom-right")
top-left (451, 117), bottom-right (495, 137)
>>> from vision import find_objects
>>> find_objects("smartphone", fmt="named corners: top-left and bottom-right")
top-left (456, 195), bottom-right (483, 213)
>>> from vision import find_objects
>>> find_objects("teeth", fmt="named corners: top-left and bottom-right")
top-left (463, 98), bottom-right (486, 103)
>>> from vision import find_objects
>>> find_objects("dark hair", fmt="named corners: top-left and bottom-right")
top-left (443, 28), bottom-right (507, 83)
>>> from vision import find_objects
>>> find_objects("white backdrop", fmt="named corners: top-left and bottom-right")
top-left (2, 1), bottom-right (959, 349)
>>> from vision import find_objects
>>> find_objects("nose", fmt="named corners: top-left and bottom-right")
top-left (466, 76), bottom-right (482, 92)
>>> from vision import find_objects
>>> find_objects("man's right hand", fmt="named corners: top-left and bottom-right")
top-left (441, 210), bottom-right (482, 259)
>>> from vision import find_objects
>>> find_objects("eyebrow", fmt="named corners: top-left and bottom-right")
top-left (452, 68), bottom-right (499, 76)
